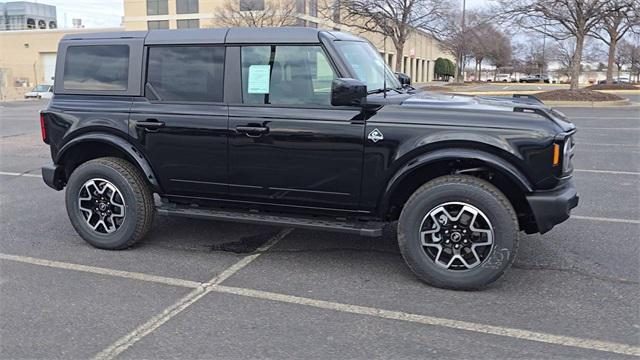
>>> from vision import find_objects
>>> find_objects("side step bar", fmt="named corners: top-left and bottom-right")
top-left (156, 204), bottom-right (385, 237)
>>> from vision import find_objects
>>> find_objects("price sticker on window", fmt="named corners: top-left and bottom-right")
top-left (248, 65), bottom-right (271, 94)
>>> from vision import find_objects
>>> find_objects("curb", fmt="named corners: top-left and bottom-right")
top-left (541, 99), bottom-right (633, 107)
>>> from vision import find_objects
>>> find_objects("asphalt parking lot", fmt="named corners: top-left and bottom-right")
top-left (1, 99), bottom-right (639, 359)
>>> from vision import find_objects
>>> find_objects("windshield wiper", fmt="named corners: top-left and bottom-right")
top-left (367, 87), bottom-right (402, 95)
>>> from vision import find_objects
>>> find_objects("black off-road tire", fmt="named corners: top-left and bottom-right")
top-left (65, 157), bottom-right (154, 250)
top-left (397, 175), bottom-right (519, 290)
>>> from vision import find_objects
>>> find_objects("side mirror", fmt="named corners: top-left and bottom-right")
top-left (331, 78), bottom-right (367, 107)
top-left (395, 72), bottom-right (411, 86)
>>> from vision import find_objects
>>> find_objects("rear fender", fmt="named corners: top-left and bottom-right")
top-left (56, 133), bottom-right (160, 191)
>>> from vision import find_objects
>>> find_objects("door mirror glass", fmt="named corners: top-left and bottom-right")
top-left (331, 78), bottom-right (366, 107)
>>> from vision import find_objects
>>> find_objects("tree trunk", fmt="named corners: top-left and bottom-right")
top-left (570, 33), bottom-right (585, 90)
top-left (606, 36), bottom-right (617, 82)
top-left (395, 45), bottom-right (404, 73)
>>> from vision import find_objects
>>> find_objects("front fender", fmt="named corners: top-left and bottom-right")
top-left (56, 133), bottom-right (160, 191)
top-left (378, 148), bottom-right (533, 214)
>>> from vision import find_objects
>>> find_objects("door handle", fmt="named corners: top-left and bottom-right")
top-left (135, 119), bottom-right (165, 131)
top-left (236, 125), bottom-right (269, 137)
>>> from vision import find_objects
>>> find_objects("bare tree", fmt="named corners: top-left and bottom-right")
top-left (486, 30), bottom-right (512, 78)
top-left (440, 9), bottom-right (486, 81)
top-left (216, 0), bottom-right (299, 27)
top-left (499, 0), bottom-right (619, 89)
top-left (618, 38), bottom-right (640, 82)
top-left (337, 0), bottom-right (451, 71)
top-left (589, 1), bottom-right (640, 82)
top-left (468, 22), bottom-right (492, 80)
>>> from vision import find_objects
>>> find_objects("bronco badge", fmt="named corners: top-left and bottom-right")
top-left (368, 128), bottom-right (384, 143)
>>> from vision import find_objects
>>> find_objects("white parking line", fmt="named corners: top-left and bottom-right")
top-left (577, 127), bottom-right (640, 131)
top-left (574, 169), bottom-right (640, 176)
top-left (0, 253), bottom-right (201, 288)
top-left (571, 215), bottom-right (640, 224)
top-left (0, 171), bottom-right (42, 178)
top-left (2, 250), bottom-right (638, 357)
top-left (213, 285), bottom-right (640, 357)
top-left (580, 143), bottom-right (640, 147)
top-left (93, 227), bottom-right (293, 360)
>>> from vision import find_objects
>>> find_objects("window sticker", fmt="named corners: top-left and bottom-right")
top-left (247, 64), bottom-right (271, 94)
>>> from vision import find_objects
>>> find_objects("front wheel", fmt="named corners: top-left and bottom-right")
top-left (397, 175), bottom-right (519, 290)
top-left (65, 157), bottom-right (155, 250)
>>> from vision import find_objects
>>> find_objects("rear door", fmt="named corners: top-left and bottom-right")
top-left (129, 45), bottom-right (228, 197)
top-left (227, 44), bottom-right (365, 210)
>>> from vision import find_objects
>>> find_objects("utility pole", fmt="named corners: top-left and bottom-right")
top-left (458, 0), bottom-right (466, 83)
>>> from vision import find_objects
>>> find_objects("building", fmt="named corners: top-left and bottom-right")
top-left (0, 1), bottom-right (57, 31)
top-left (123, 0), bottom-right (450, 82)
top-left (0, 27), bottom-right (124, 99)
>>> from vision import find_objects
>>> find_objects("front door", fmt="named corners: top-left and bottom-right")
top-left (130, 45), bottom-right (228, 197)
top-left (228, 45), bottom-right (364, 210)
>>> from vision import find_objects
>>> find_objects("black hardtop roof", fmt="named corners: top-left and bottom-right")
top-left (60, 27), bottom-right (365, 45)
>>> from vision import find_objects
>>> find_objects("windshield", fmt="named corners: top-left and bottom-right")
top-left (334, 41), bottom-right (401, 92)
top-left (34, 85), bottom-right (50, 92)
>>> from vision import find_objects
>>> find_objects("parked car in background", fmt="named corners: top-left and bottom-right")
top-left (24, 84), bottom-right (53, 99)
top-left (495, 73), bottom-right (511, 82)
top-left (616, 76), bottom-right (630, 83)
top-left (519, 74), bottom-right (550, 83)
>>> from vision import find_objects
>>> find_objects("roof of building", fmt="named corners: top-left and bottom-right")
top-left (60, 27), bottom-right (366, 44)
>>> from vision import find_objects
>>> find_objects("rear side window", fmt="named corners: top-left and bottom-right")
top-left (63, 45), bottom-right (129, 91)
top-left (146, 46), bottom-right (224, 102)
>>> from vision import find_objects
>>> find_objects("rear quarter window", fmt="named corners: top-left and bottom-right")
top-left (63, 45), bottom-right (130, 91)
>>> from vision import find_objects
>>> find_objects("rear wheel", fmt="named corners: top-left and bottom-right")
top-left (397, 175), bottom-right (519, 290)
top-left (65, 157), bottom-right (154, 249)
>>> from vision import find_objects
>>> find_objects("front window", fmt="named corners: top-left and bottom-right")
top-left (240, 45), bottom-right (336, 106)
top-left (334, 41), bottom-right (400, 93)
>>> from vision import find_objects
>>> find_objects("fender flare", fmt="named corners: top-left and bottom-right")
top-left (379, 148), bottom-right (533, 214)
top-left (56, 133), bottom-right (161, 191)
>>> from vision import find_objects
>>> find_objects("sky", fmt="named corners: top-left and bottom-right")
top-left (35, 0), bottom-right (491, 29)
top-left (37, 0), bottom-right (124, 28)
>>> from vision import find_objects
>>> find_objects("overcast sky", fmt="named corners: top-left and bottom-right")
top-left (36, 0), bottom-right (491, 29)
top-left (36, 0), bottom-right (124, 28)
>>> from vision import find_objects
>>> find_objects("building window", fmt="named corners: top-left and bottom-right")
top-left (177, 19), bottom-right (199, 29)
top-left (148, 20), bottom-right (169, 30)
top-left (63, 45), bottom-right (130, 91)
top-left (309, 0), bottom-right (317, 16)
top-left (37, 20), bottom-right (46, 29)
top-left (49, 21), bottom-right (57, 29)
top-left (239, 0), bottom-right (264, 11)
top-left (176, 0), bottom-right (199, 14)
top-left (146, 46), bottom-right (225, 102)
top-left (147, 0), bottom-right (168, 15)
top-left (26, 18), bottom-right (36, 29)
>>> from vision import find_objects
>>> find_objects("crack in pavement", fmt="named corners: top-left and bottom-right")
top-left (512, 263), bottom-right (638, 285)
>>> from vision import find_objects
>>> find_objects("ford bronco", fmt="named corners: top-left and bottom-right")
top-left (40, 27), bottom-right (578, 289)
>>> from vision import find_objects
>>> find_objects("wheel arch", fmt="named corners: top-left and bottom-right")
top-left (379, 148), bottom-right (538, 233)
top-left (55, 133), bottom-right (161, 192)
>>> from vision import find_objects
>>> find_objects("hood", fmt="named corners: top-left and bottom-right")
top-left (402, 91), bottom-right (576, 133)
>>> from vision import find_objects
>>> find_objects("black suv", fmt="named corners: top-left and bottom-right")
top-left (40, 28), bottom-right (578, 289)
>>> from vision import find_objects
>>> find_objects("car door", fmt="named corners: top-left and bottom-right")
top-left (129, 45), bottom-right (228, 197)
top-left (227, 44), bottom-right (365, 210)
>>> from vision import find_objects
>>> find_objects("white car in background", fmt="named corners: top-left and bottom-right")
top-left (24, 84), bottom-right (53, 99)
top-left (495, 73), bottom-right (512, 82)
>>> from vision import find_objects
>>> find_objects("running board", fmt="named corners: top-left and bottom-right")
top-left (156, 204), bottom-right (385, 237)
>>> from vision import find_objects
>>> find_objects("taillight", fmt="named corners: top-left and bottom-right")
top-left (40, 112), bottom-right (47, 142)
